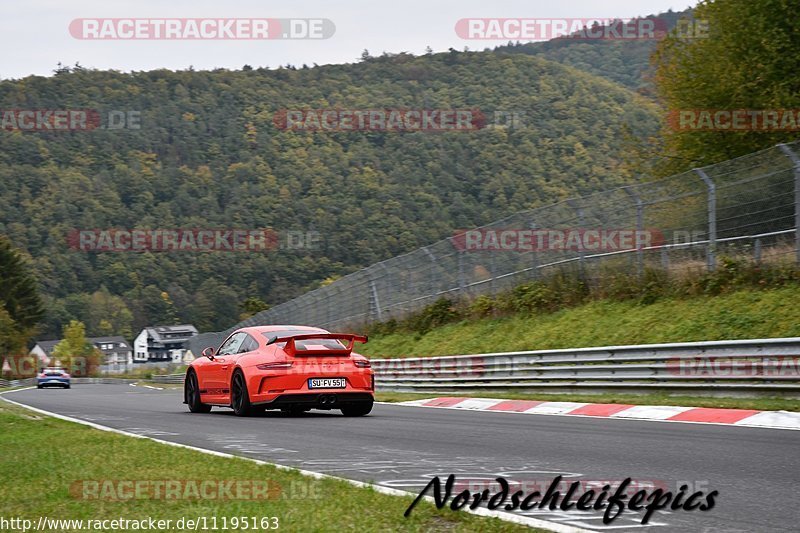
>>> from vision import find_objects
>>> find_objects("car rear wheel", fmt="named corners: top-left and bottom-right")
top-left (231, 371), bottom-right (254, 417)
top-left (340, 401), bottom-right (373, 417)
top-left (185, 370), bottom-right (211, 413)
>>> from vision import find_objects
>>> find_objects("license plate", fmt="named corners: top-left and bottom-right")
top-left (308, 378), bottom-right (346, 389)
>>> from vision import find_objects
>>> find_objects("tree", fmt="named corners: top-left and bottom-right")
top-left (651, 0), bottom-right (800, 173)
top-left (0, 236), bottom-right (43, 356)
top-left (239, 297), bottom-right (270, 321)
top-left (52, 320), bottom-right (101, 376)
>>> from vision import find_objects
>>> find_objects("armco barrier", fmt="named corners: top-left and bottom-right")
top-left (371, 337), bottom-right (800, 398)
top-left (150, 374), bottom-right (186, 384)
top-left (6, 338), bottom-right (799, 399)
top-left (0, 378), bottom-right (36, 387)
top-left (0, 377), bottom-right (137, 387)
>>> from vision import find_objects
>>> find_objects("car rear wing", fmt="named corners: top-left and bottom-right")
top-left (265, 333), bottom-right (368, 357)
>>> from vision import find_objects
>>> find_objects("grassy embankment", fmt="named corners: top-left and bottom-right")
top-left (361, 283), bottom-right (800, 411)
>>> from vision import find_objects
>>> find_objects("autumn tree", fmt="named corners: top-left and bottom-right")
top-left (52, 320), bottom-right (101, 376)
top-left (651, 0), bottom-right (800, 173)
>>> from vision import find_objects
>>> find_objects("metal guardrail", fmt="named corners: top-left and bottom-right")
top-left (72, 378), bottom-right (138, 384)
top-left (0, 378), bottom-right (35, 388)
top-left (0, 377), bottom-right (139, 387)
top-left (371, 337), bottom-right (800, 397)
top-left (150, 374), bottom-right (186, 384)
top-left (6, 338), bottom-right (800, 399)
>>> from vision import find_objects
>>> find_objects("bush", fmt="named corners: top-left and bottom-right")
top-left (468, 295), bottom-right (495, 318)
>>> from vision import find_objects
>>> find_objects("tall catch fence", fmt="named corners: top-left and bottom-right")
top-left (192, 141), bottom-right (800, 350)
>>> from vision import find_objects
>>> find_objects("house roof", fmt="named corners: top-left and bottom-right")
top-left (143, 324), bottom-right (198, 345)
top-left (89, 336), bottom-right (130, 353)
top-left (33, 340), bottom-right (61, 354)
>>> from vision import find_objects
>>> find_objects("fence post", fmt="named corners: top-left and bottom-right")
top-left (623, 187), bottom-right (645, 276)
top-left (694, 168), bottom-right (717, 271)
top-left (369, 279), bottom-right (382, 322)
top-left (778, 143), bottom-right (800, 264)
top-left (457, 250), bottom-right (466, 293)
top-left (489, 252), bottom-right (496, 295)
top-left (422, 246), bottom-right (437, 297)
top-left (528, 219), bottom-right (540, 279)
top-left (567, 199), bottom-right (586, 277)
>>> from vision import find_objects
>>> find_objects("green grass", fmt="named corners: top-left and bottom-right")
top-left (361, 286), bottom-right (800, 358)
top-left (376, 391), bottom-right (800, 412)
top-left (0, 400), bottom-right (535, 533)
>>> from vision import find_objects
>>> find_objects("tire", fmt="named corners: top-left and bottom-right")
top-left (65, 385), bottom-right (71, 389)
top-left (37, 385), bottom-right (42, 389)
top-left (340, 401), bottom-right (373, 417)
top-left (185, 370), bottom-right (211, 413)
top-left (231, 370), bottom-right (254, 417)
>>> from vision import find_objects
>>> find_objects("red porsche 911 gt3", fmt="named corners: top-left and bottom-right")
top-left (184, 325), bottom-right (374, 417)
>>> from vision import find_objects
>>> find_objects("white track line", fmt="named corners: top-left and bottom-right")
top-left (0, 389), bottom-right (594, 533)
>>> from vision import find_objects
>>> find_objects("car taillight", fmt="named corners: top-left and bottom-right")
top-left (63, 374), bottom-right (70, 378)
top-left (257, 362), bottom-right (294, 370)
top-left (354, 360), bottom-right (371, 368)
top-left (39, 373), bottom-right (46, 378)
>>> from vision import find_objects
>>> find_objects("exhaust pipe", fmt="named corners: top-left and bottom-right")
top-left (319, 394), bottom-right (337, 405)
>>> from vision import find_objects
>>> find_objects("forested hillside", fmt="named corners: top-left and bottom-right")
top-left (0, 51), bottom-right (659, 337)
top-left (494, 9), bottom-right (691, 92)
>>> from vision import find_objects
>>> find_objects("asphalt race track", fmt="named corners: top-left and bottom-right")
top-left (6, 384), bottom-right (799, 532)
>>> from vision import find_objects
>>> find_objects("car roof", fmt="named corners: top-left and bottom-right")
top-left (238, 325), bottom-right (330, 335)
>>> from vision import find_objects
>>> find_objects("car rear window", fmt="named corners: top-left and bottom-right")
top-left (261, 329), bottom-right (344, 350)
top-left (294, 338), bottom-right (345, 350)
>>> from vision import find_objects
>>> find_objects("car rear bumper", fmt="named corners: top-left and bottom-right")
top-left (246, 368), bottom-right (373, 407)
top-left (253, 391), bottom-right (374, 409)
top-left (37, 379), bottom-right (70, 387)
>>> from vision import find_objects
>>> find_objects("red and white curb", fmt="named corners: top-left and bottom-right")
top-left (397, 397), bottom-right (800, 430)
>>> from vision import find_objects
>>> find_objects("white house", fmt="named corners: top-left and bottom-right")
top-left (134, 324), bottom-right (198, 364)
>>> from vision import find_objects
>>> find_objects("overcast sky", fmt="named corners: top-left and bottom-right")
top-left (2, 0), bottom-right (696, 80)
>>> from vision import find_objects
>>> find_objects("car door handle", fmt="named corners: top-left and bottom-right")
top-left (221, 365), bottom-right (229, 370)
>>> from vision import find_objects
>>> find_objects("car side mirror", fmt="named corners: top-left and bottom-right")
top-left (201, 347), bottom-right (216, 360)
